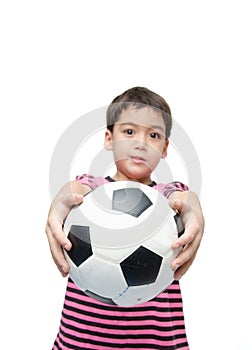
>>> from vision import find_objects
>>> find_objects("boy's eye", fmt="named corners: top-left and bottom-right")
top-left (125, 129), bottom-right (134, 135)
top-left (150, 132), bottom-right (159, 139)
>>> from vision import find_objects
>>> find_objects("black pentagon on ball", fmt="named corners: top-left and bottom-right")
top-left (120, 246), bottom-right (162, 286)
top-left (112, 188), bottom-right (153, 218)
top-left (66, 225), bottom-right (93, 267)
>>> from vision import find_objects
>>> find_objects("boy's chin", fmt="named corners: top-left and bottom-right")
top-left (123, 171), bottom-right (153, 184)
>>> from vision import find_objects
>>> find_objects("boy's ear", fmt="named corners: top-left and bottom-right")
top-left (161, 139), bottom-right (169, 158)
top-left (104, 129), bottom-right (113, 150)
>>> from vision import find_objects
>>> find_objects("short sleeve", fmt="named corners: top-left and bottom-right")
top-left (154, 181), bottom-right (189, 198)
top-left (75, 174), bottom-right (109, 189)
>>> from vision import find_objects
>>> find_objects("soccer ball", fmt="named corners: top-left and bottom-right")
top-left (64, 181), bottom-right (183, 306)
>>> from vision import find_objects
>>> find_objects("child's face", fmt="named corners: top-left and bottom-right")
top-left (104, 105), bottom-right (169, 184)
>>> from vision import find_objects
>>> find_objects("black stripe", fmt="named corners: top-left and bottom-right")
top-left (59, 328), bottom-right (188, 349)
top-left (63, 303), bottom-right (185, 323)
top-left (56, 337), bottom-right (189, 350)
top-left (62, 312), bottom-right (186, 332)
top-left (61, 319), bottom-right (186, 341)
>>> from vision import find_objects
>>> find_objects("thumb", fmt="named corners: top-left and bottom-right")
top-left (63, 192), bottom-right (83, 208)
top-left (169, 197), bottom-right (184, 212)
top-left (73, 193), bottom-right (84, 205)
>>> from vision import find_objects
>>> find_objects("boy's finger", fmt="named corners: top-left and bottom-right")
top-left (172, 225), bottom-right (196, 249)
top-left (173, 254), bottom-right (195, 281)
top-left (46, 226), bottom-right (70, 276)
top-left (171, 242), bottom-right (194, 270)
top-left (47, 212), bottom-right (72, 250)
top-left (171, 228), bottom-right (201, 270)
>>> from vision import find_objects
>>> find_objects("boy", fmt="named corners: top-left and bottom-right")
top-left (46, 87), bottom-right (204, 349)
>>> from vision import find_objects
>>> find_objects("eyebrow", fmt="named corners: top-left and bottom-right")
top-left (118, 122), bottom-right (165, 133)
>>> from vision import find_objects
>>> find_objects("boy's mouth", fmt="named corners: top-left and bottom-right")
top-left (130, 156), bottom-right (146, 164)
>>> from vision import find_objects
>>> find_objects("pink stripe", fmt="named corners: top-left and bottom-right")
top-left (61, 322), bottom-right (186, 339)
top-left (61, 314), bottom-right (186, 336)
top-left (65, 298), bottom-right (183, 318)
top-left (52, 335), bottom-right (59, 350)
top-left (57, 334), bottom-right (189, 350)
top-left (63, 307), bottom-right (184, 328)
top-left (59, 324), bottom-right (188, 348)
top-left (167, 282), bottom-right (181, 290)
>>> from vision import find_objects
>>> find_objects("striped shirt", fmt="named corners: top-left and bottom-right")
top-left (53, 175), bottom-right (189, 350)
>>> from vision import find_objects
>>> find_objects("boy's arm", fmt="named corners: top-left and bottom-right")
top-left (169, 190), bottom-right (205, 280)
top-left (45, 181), bottom-right (91, 277)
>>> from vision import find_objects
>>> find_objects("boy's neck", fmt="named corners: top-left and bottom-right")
top-left (109, 174), bottom-right (155, 186)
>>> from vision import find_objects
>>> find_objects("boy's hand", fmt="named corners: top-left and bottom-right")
top-left (45, 181), bottom-right (89, 277)
top-left (169, 191), bottom-right (204, 280)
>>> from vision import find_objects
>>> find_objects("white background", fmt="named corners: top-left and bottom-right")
top-left (1, 1), bottom-right (252, 349)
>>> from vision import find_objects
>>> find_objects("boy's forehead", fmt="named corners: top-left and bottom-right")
top-left (116, 105), bottom-right (165, 129)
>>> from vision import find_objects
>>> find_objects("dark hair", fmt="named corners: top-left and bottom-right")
top-left (106, 87), bottom-right (172, 138)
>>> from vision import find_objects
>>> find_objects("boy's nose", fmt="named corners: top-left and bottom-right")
top-left (133, 137), bottom-right (147, 150)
